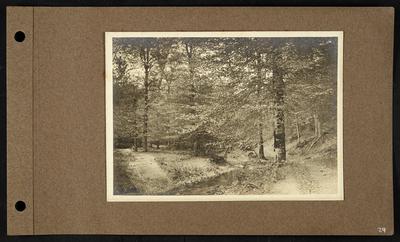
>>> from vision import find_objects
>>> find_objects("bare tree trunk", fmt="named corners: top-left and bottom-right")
top-left (296, 122), bottom-right (301, 145)
top-left (139, 46), bottom-right (152, 153)
top-left (313, 113), bottom-right (321, 138)
top-left (256, 53), bottom-right (266, 160)
top-left (317, 117), bottom-right (321, 137)
top-left (186, 43), bottom-right (196, 106)
top-left (272, 68), bottom-right (286, 163)
top-left (223, 145), bottom-right (232, 159)
top-left (295, 115), bottom-right (301, 145)
top-left (143, 66), bottom-right (149, 152)
top-left (313, 113), bottom-right (318, 137)
top-left (258, 123), bottom-right (266, 159)
top-left (134, 137), bottom-right (138, 152)
top-left (185, 42), bottom-right (199, 155)
top-left (193, 139), bottom-right (198, 156)
top-left (132, 108), bottom-right (139, 152)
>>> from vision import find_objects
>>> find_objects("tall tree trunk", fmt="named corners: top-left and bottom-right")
top-left (131, 103), bottom-right (138, 151)
top-left (256, 53), bottom-right (266, 160)
top-left (193, 139), bottom-right (198, 156)
top-left (272, 68), bottom-right (286, 163)
top-left (140, 46), bottom-right (152, 153)
top-left (295, 114), bottom-right (301, 145)
top-left (295, 119), bottom-right (301, 145)
top-left (143, 66), bottom-right (149, 152)
top-left (313, 113), bottom-right (321, 138)
top-left (134, 137), bottom-right (138, 152)
top-left (258, 123), bottom-right (266, 159)
top-left (313, 113), bottom-right (317, 137)
top-left (132, 108), bottom-right (138, 152)
top-left (318, 118), bottom-right (322, 137)
top-left (186, 45), bottom-right (195, 107)
top-left (185, 42), bottom-right (198, 155)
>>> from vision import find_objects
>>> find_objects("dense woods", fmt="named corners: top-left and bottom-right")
top-left (112, 36), bottom-right (338, 196)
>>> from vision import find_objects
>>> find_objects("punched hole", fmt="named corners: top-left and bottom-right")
top-left (14, 31), bottom-right (25, 42)
top-left (15, 201), bottom-right (26, 212)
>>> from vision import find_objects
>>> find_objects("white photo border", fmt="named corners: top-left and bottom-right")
top-left (105, 31), bottom-right (344, 202)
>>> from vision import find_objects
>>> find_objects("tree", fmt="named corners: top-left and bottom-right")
top-left (209, 38), bottom-right (273, 159)
top-left (184, 40), bottom-right (198, 154)
top-left (255, 51), bottom-right (267, 159)
top-left (139, 45), bottom-right (153, 152)
top-left (112, 43), bottom-right (142, 150)
top-left (112, 36), bottom-right (338, 164)
top-left (272, 63), bottom-right (286, 162)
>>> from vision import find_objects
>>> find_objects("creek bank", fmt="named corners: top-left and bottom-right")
top-left (114, 146), bottom-right (338, 196)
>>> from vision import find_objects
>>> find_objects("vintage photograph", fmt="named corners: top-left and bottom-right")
top-left (106, 32), bottom-right (343, 201)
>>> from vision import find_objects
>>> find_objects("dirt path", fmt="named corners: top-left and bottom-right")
top-left (119, 150), bottom-right (171, 194)
top-left (305, 160), bottom-right (337, 194)
top-left (270, 159), bottom-right (337, 195)
top-left (115, 149), bottom-right (338, 196)
top-left (128, 152), bottom-right (169, 180)
top-left (270, 174), bottom-right (301, 194)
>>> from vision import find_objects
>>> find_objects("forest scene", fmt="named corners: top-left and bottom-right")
top-left (110, 34), bottom-right (340, 197)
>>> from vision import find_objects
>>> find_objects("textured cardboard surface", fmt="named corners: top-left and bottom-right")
top-left (7, 7), bottom-right (394, 235)
top-left (7, 7), bottom-right (34, 235)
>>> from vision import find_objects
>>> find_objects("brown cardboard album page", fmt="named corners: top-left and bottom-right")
top-left (7, 7), bottom-right (393, 235)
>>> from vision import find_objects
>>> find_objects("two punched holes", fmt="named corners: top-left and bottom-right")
top-left (13, 30), bottom-right (27, 212)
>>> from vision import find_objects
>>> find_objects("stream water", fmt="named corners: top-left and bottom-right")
top-left (165, 169), bottom-right (242, 195)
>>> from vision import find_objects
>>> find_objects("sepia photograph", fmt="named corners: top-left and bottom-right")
top-left (105, 32), bottom-right (343, 201)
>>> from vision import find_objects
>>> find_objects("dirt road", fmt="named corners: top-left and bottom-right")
top-left (128, 152), bottom-right (169, 180)
top-left (270, 158), bottom-right (337, 195)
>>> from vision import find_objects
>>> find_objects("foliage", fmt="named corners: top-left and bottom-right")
top-left (112, 37), bottom-right (337, 160)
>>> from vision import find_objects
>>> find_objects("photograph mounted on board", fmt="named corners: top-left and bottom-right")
top-left (105, 32), bottom-right (343, 201)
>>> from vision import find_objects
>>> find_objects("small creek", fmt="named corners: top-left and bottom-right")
top-left (165, 168), bottom-right (242, 195)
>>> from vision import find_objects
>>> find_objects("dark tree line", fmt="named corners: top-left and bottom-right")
top-left (113, 37), bottom-right (337, 164)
